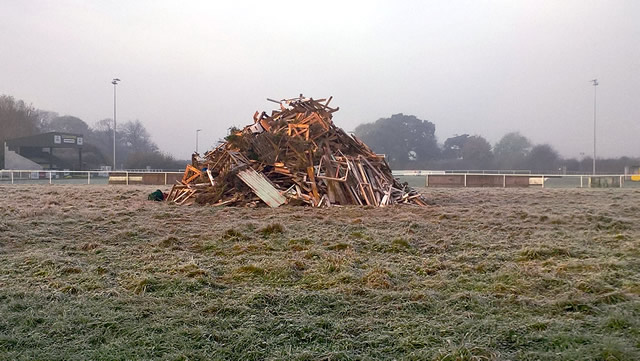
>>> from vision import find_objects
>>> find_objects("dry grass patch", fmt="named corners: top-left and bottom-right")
top-left (1, 185), bottom-right (639, 360)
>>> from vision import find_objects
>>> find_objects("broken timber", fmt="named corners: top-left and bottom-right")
top-left (165, 95), bottom-right (427, 208)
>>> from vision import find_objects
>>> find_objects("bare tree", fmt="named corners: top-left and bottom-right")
top-left (120, 119), bottom-right (157, 153)
top-left (42, 115), bottom-right (90, 134)
top-left (0, 95), bottom-right (41, 168)
top-left (0, 95), bottom-right (40, 140)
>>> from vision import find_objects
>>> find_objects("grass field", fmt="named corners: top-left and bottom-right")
top-left (1, 185), bottom-right (639, 360)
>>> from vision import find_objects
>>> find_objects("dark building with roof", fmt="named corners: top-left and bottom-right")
top-left (3, 132), bottom-right (84, 170)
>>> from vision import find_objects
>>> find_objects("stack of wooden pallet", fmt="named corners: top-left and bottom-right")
top-left (166, 95), bottom-right (427, 207)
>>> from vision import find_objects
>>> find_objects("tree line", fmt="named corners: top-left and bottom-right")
top-left (0, 94), bottom-right (185, 170)
top-left (355, 113), bottom-right (639, 173)
top-left (3, 94), bottom-right (637, 173)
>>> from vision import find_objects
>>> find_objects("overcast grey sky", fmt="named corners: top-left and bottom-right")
top-left (1, 0), bottom-right (638, 160)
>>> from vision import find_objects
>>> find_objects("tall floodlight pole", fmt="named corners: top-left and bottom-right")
top-left (591, 79), bottom-right (598, 175)
top-left (112, 78), bottom-right (121, 170)
top-left (195, 129), bottom-right (202, 153)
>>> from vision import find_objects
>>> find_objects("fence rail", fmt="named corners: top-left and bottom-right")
top-left (1, 170), bottom-right (639, 188)
top-left (392, 172), bottom-right (640, 189)
top-left (0, 170), bottom-right (183, 185)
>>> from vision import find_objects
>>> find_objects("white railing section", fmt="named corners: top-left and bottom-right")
top-left (0, 169), bottom-right (638, 188)
top-left (0, 170), bottom-right (184, 185)
top-left (391, 171), bottom-right (640, 189)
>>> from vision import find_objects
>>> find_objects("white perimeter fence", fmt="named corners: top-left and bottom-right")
top-left (0, 169), bottom-right (639, 188)
top-left (392, 170), bottom-right (640, 189)
top-left (0, 170), bottom-right (183, 185)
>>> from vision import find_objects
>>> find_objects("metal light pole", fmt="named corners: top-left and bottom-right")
top-left (112, 78), bottom-right (121, 170)
top-left (591, 79), bottom-right (598, 175)
top-left (195, 129), bottom-right (202, 153)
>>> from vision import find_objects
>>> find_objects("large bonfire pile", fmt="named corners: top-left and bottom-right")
top-left (166, 96), bottom-right (427, 207)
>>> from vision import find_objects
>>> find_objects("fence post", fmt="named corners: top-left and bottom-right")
top-left (49, 171), bottom-right (52, 184)
top-left (541, 175), bottom-right (545, 188)
top-left (425, 174), bottom-right (429, 187)
top-left (164, 172), bottom-right (168, 185)
top-left (87, 171), bottom-right (91, 185)
top-left (580, 176), bottom-right (583, 188)
top-left (11, 171), bottom-right (14, 184)
top-left (620, 175), bottom-right (623, 188)
top-left (503, 174), bottom-right (506, 188)
top-left (126, 171), bottom-right (129, 185)
top-left (464, 174), bottom-right (467, 187)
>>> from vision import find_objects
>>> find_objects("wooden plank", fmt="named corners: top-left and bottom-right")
top-left (306, 166), bottom-right (320, 203)
top-left (206, 169), bottom-right (215, 186)
top-left (182, 165), bottom-right (202, 184)
top-left (321, 155), bottom-right (348, 205)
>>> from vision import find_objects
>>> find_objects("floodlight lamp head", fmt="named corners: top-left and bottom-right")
top-left (112, 78), bottom-right (121, 85)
